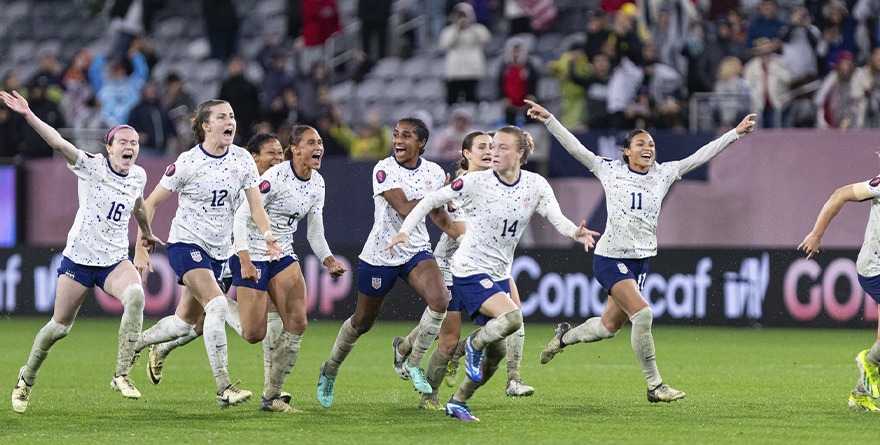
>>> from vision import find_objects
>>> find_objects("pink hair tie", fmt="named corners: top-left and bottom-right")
top-left (107, 124), bottom-right (135, 144)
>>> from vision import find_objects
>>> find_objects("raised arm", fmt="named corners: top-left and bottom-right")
top-left (525, 99), bottom-right (601, 171)
top-left (0, 91), bottom-right (79, 164)
top-left (674, 113), bottom-right (757, 176)
top-left (799, 182), bottom-right (872, 259)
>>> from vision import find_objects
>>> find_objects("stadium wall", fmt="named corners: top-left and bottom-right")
top-left (0, 247), bottom-right (875, 328)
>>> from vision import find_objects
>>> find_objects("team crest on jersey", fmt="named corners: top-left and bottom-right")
top-left (644, 176), bottom-right (657, 188)
top-left (521, 197), bottom-right (531, 209)
top-left (376, 170), bottom-right (387, 183)
top-left (230, 169), bottom-right (240, 183)
top-left (479, 278), bottom-right (493, 289)
top-left (871, 177), bottom-right (880, 187)
top-left (164, 164), bottom-right (176, 177)
top-left (190, 250), bottom-right (203, 262)
top-left (372, 276), bottom-right (382, 289)
top-left (259, 180), bottom-right (271, 193)
top-left (617, 262), bottom-right (628, 274)
top-left (451, 178), bottom-right (464, 191)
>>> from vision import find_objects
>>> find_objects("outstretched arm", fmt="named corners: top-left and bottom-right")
top-left (386, 187), bottom-right (456, 254)
top-left (526, 99), bottom-right (601, 171)
top-left (799, 183), bottom-right (871, 259)
top-left (674, 113), bottom-right (757, 176)
top-left (0, 91), bottom-right (79, 164)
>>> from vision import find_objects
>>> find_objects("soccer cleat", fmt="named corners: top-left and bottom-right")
top-left (110, 375), bottom-right (142, 399)
top-left (849, 391), bottom-right (880, 412)
top-left (463, 335), bottom-right (483, 383)
top-left (392, 336), bottom-right (410, 380)
top-left (260, 396), bottom-right (302, 413)
top-left (405, 363), bottom-right (432, 394)
top-left (446, 397), bottom-right (479, 421)
top-left (217, 382), bottom-right (252, 408)
top-left (856, 350), bottom-right (879, 398)
top-left (647, 382), bottom-right (686, 403)
top-left (540, 322), bottom-right (571, 364)
top-left (279, 391), bottom-right (292, 404)
top-left (505, 378), bottom-right (535, 397)
top-left (444, 360), bottom-right (459, 387)
top-left (316, 361), bottom-right (335, 409)
top-left (147, 345), bottom-right (164, 385)
top-left (12, 366), bottom-right (32, 414)
top-left (420, 392), bottom-right (443, 410)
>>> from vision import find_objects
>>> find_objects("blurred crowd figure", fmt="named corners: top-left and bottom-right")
top-left (3, 0), bottom-right (880, 162)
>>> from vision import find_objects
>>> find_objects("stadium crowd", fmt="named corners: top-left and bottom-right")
top-left (1, 0), bottom-right (880, 162)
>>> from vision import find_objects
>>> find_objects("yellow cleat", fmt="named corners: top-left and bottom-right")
top-left (849, 391), bottom-right (880, 412)
top-left (857, 350), bottom-right (879, 398)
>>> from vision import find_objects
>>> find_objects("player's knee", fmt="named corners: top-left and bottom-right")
top-left (496, 309), bottom-right (523, 337)
top-left (439, 336), bottom-right (459, 356)
top-left (241, 327), bottom-right (266, 344)
top-left (290, 317), bottom-right (308, 336)
top-left (121, 284), bottom-right (145, 313)
top-left (630, 306), bottom-right (653, 332)
top-left (204, 295), bottom-right (228, 316)
top-left (48, 319), bottom-right (72, 341)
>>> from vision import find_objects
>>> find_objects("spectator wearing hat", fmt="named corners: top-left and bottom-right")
top-left (814, 50), bottom-right (871, 129)
top-left (743, 37), bottom-right (791, 128)
top-left (440, 2), bottom-right (491, 105)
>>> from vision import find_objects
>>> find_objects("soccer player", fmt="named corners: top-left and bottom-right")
top-left (231, 125), bottom-right (347, 412)
top-left (799, 176), bottom-right (880, 411)
top-left (3, 90), bottom-right (163, 414)
top-left (526, 99), bottom-right (756, 403)
top-left (386, 125), bottom-right (599, 421)
top-left (144, 133), bottom-right (283, 384)
top-left (393, 131), bottom-right (535, 410)
top-left (132, 99), bottom-right (281, 408)
top-left (316, 117), bottom-right (461, 408)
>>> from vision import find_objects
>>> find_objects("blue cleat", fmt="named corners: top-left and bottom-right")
top-left (463, 335), bottom-right (483, 383)
top-left (446, 397), bottom-right (479, 421)
top-left (317, 361), bottom-right (335, 409)
top-left (405, 363), bottom-right (432, 394)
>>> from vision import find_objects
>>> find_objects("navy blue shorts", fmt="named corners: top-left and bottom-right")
top-left (167, 242), bottom-right (225, 285)
top-left (357, 251), bottom-right (435, 296)
top-left (447, 285), bottom-right (464, 312)
top-left (229, 254), bottom-right (298, 291)
top-left (593, 254), bottom-right (650, 293)
top-left (452, 273), bottom-right (511, 326)
top-left (859, 274), bottom-right (880, 305)
top-left (57, 256), bottom-right (124, 290)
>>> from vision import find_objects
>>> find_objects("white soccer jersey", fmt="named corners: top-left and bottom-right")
top-left (63, 151), bottom-right (147, 266)
top-left (857, 176), bottom-right (880, 277)
top-left (160, 144), bottom-right (260, 260)
top-left (545, 116), bottom-right (740, 259)
top-left (402, 169), bottom-right (578, 281)
top-left (233, 162), bottom-right (332, 262)
top-left (434, 181), bottom-right (470, 286)
top-left (360, 156), bottom-right (446, 266)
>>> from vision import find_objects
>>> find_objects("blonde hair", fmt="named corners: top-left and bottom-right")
top-left (496, 126), bottom-right (534, 165)
top-left (716, 57), bottom-right (742, 83)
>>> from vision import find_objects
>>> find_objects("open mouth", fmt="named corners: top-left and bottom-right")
top-left (223, 128), bottom-right (234, 138)
top-left (641, 152), bottom-right (652, 160)
top-left (312, 151), bottom-right (323, 161)
top-left (122, 153), bottom-right (133, 161)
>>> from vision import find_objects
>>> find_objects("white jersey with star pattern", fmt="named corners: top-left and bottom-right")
top-left (858, 176), bottom-right (880, 277)
top-left (402, 169), bottom-right (578, 281)
top-left (233, 161), bottom-right (332, 262)
top-left (545, 116), bottom-right (741, 259)
top-left (63, 151), bottom-right (147, 266)
top-left (360, 156), bottom-right (446, 266)
top-left (160, 144), bottom-right (261, 260)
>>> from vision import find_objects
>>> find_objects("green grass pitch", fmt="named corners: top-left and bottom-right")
top-left (0, 317), bottom-right (876, 444)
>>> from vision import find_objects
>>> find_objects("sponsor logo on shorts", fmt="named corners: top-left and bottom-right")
top-left (479, 278), bottom-right (493, 289)
top-left (164, 163), bottom-right (176, 177)
top-left (190, 250), bottom-right (203, 262)
top-left (617, 262), bottom-right (628, 274)
top-left (372, 276), bottom-right (382, 289)
top-left (64, 270), bottom-right (76, 279)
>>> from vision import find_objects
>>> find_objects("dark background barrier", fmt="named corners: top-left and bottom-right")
top-left (2, 246), bottom-right (875, 328)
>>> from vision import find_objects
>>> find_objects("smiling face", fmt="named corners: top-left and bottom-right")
top-left (392, 121), bottom-right (424, 166)
top-left (252, 138), bottom-right (283, 174)
top-left (623, 131), bottom-right (655, 172)
top-left (106, 127), bottom-right (140, 173)
top-left (491, 131), bottom-right (523, 172)
top-left (202, 102), bottom-right (236, 150)
top-left (293, 128), bottom-right (325, 171)
top-left (464, 134), bottom-right (493, 172)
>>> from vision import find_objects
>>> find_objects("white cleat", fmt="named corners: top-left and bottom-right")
top-left (12, 366), bottom-right (32, 414)
top-left (506, 378), bottom-right (535, 397)
top-left (217, 382), bottom-right (252, 408)
top-left (260, 396), bottom-right (302, 413)
top-left (110, 375), bottom-right (142, 399)
top-left (392, 336), bottom-right (410, 380)
top-left (147, 345), bottom-right (164, 385)
top-left (647, 382), bottom-right (686, 403)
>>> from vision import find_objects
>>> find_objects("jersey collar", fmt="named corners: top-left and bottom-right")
top-left (493, 170), bottom-right (521, 187)
top-left (106, 158), bottom-right (128, 177)
top-left (199, 144), bottom-right (229, 158)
